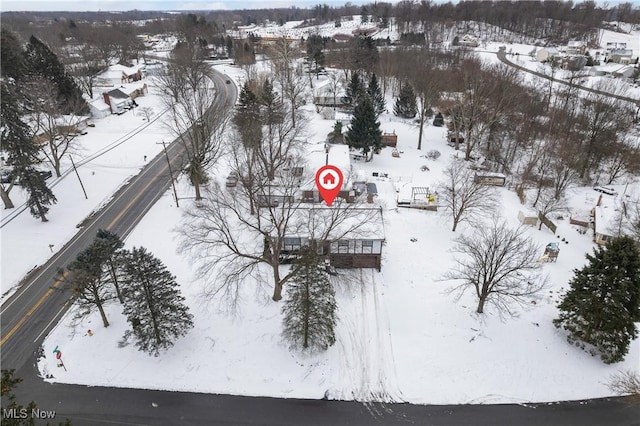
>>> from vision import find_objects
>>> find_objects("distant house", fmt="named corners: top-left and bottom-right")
top-left (606, 42), bottom-right (627, 54)
top-left (592, 203), bottom-right (618, 245)
top-left (536, 47), bottom-right (560, 63)
top-left (590, 192), bottom-right (631, 245)
top-left (613, 65), bottom-right (636, 78)
top-left (101, 84), bottom-right (147, 114)
top-left (608, 49), bottom-right (634, 64)
top-left (565, 40), bottom-right (587, 55)
top-left (28, 114), bottom-right (90, 145)
top-left (458, 34), bottom-right (479, 48)
top-left (102, 89), bottom-right (131, 114)
top-left (98, 64), bottom-right (146, 85)
top-left (89, 97), bottom-right (111, 119)
top-left (332, 33), bottom-right (352, 43)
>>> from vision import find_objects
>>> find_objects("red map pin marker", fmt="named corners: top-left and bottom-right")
top-left (315, 165), bottom-right (344, 206)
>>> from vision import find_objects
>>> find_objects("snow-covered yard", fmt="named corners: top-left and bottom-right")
top-left (36, 99), bottom-right (640, 404)
top-left (1, 18), bottom-right (637, 404)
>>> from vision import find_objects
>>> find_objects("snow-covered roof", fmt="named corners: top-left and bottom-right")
top-left (593, 198), bottom-right (620, 236)
top-left (299, 142), bottom-right (351, 190)
top-left (98, 64), bottom-right (144, 82)
top-left (283, 205), bottom-right (385, 240)
top-left (610, 48), bottom-right (633, 56)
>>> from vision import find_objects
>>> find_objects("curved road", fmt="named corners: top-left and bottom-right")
top-left (2, 68), bottom-right (640, 426)
top-left (496, 48), bottom-right (640, 107)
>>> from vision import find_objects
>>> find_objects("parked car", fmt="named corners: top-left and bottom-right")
top-left (593, 186), bottom-right (617, 196)
top-left (1, 169), bottom-right (53, 185)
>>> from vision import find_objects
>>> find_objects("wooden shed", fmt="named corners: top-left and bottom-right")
top-left (382, 132), bottom-right (397, 147)
top-left (474, 172), bottom-right (506, 186)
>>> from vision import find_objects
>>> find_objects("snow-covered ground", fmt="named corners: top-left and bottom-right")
top-left (36, 97), bottom-right (640, 404)
top-left (2, 20), bottom-right (638, 405)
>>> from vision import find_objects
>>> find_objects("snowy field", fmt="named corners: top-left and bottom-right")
top-left (37, 100), bottom-right (640, 404)
top-left (1, 20), bottom-right (637, 405)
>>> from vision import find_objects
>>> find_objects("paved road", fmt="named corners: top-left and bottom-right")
top-left (2, 65), bottom-right (640, 426)
top-left (496, 49), bottom-right (640, 107)
top-left (0, 70), bottom-right (235, 370)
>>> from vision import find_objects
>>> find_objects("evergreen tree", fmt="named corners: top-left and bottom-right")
top-left (1, 369), bottom-right (71, 426)
top-left (121, 247), bottom-right (194, 356)
top-left (306, 34), bottom-right (325, 78)
top-left (22, 171), bottom-right (57, 222)
top-left (1, 28), bottom-right (26, 81)
top-left (94, 229), bottom-right (126, 303)
top-left (346, 96), bottom-right (382, 161)
top-left (24, 36), bottom-right (88, 115)
top-left (367, 73), bottom-right (386, 116)
top-left (394, 82), bottom-right (417, 119)
top-left (260, 78), bottom-right (283, 125)
top-left (342, 71), bottom-right (365, 108)
top-left (553, 236), bottom-right (640, 364)
top-left (234, 81), bottom-right (262, 147)
top-left (282, 251), bottom-right (337, 351)
top-left (68, 244), bottom-right (116, 328)
top-left (327, 120), bottom-right (344, 144)
top-left (1, 80), bottom-right (56, 218)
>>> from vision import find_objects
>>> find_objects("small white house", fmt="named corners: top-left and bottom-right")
top-left (609, 49), bottom-right (634, 64)
top-left (536, 47), bottom-right (560, 63)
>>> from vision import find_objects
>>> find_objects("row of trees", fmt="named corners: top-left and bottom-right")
top-left (1, 29), bottom-right (90, 220)
top-left (68, 230), bottom-right (193, 356)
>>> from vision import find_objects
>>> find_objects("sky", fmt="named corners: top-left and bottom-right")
top-left (0, 0), bottom-right (380, 12)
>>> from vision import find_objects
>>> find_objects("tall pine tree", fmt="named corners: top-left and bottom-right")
top-left (121, 247), bottom-right (194, 356)
top-left (24, 35), bottom-right (88, 115)
top-left (394, 83), bottom-right (417, 119)
top-left (282, 251), bottom-right (337, 351)
top-left (342, 71), bottom-right (365, 108)
top-left (94, 229), bottom-right (126, 303)
top-left (1, 80), bottom-right (56, 217)
top-left (23, 171), bottom-right (57, 222)
top-left (69, 243), bottom-right (117, 328)
top-left (346, 96), bottom-right (382, 161)
top-left (1, 28), bottom-right (26, 81)
top-left (553, 236), bottom-right (640, 364)
top-left (367, 72), bottom-right (386, 117)
top-left (234, 81), bottom-right (262, 148)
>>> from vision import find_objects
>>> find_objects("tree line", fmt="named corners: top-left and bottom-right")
top-left (1, 28), bottom-right (89, 220)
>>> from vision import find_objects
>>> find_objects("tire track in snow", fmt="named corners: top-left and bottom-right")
top-left (328, 270), bottom-right (404, 407)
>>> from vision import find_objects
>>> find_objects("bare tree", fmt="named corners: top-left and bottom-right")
top-left (71, 43), bottom-right (108, 99)
top-left (179, 107), bottom-right (378, 303)
top-left (535, 188), bottom-right (565, 231)
top-left (157, 44), bottom-right (227, 200)
top-left (269, 35), bottom-right (308, 128)
top-left (577, 79), bottom-right (634, 181)
top-left (26, 79), bottom-right (86, 177)
top-left (607, 370), bottom-right (640, 402)
top-left (138, 106), bottom-right (154, 121)
top-left (445, 219), bottom-right (547, 315)
top-left (439, 159), bottom-right (498, 232)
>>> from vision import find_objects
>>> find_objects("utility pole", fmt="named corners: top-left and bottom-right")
top-left (160, 141), bottom-right (180, 207)
top-left (69, 155), bottom-right (88, 199)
